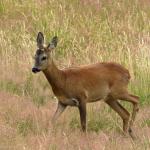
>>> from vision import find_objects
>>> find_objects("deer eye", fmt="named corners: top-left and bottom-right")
top-left (41, 56), bottom-right (47, 61)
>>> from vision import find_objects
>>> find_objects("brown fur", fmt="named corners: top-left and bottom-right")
top-left (43, 61), bottom-right (130, 103)
top-left (43, 60), bottom-right (139, 137)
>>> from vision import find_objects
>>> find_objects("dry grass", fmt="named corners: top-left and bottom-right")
top-left (0, 0), bottom-right (150, 149)
top-left (0, 91), bottom-right (150, 150)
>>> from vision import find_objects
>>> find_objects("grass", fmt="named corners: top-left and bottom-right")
top-left (0, 0), bottom-right (150, 149)
top-left (17, 118), bottom-right (35, 136)
top-left (142, 119), bottom-right (150, 127)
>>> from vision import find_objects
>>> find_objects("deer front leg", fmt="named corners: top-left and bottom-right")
top-left (51, 101), bottom-right (66, 123)
top-left (78, 101), bottom-right (87, 132)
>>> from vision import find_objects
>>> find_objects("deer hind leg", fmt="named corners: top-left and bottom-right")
top-left (105, 96), bottom-right (130, 134)
top-left (116, 93), bottom-right (139, 138)
top-left (126, 94), bottom-right (139, 129)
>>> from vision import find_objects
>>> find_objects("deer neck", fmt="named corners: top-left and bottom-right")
top-left (43, 60), bottom-right (65, 91)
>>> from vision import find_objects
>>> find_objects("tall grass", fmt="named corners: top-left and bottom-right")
top-left (0, 0), bottom-right (149, 104)
top-left (0, 0), bottom-right (150, 149)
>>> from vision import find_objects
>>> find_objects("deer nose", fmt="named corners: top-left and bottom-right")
top-left (32, 67), bottom-right (40, 73)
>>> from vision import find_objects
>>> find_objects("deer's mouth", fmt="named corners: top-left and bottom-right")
top-left (32, 67), bottom-right (41, 73)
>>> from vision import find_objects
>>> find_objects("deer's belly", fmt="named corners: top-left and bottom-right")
top-left (86, 85), bottom-right (110, 102)
top-left (57, 95), bottom-right (79, 107)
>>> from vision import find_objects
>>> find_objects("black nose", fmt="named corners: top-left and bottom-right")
top-left (32, 67), bottom-right (40, 73)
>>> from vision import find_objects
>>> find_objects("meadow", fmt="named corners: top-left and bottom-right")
top-left (0, 0), bottom-right (150, 149)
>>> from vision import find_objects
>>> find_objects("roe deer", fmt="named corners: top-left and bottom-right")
top-left (32, 32), bottom-right (139, 138)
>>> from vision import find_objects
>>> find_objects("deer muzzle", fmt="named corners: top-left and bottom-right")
top-left (32, 67), bottom-right (41, 73)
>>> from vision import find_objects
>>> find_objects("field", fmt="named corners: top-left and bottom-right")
top-left (0, 0), bottom-right (150, 149)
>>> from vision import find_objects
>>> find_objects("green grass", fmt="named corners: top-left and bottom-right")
top-left (87, 118), bottom-right (112, 133)
top-left (142, 119), bottom-right (150, 127)
top-left (0, 78), bottom-right (46, 106)
top-left (0, 80), bottom-right (23, 96)
top-left (17, 118), bottom-right (35, 136)
top-left (69, 117), bottom-right (80, 130)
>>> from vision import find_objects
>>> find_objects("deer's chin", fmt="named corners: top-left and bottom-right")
top-left (32, 67), bottom-right (41, 73)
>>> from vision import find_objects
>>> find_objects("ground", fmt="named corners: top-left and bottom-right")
top-left (0, 91), bottom-right (150, 150)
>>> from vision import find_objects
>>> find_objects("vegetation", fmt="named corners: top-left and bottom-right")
top-left (0, 0), bottom-right (149, 149)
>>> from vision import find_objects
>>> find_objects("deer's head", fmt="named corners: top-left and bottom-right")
top-left (32, 32), bottom-right (58, 73)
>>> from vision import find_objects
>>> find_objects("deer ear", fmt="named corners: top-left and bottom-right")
top-left (47, 36), bottom-right (58, 50)
top-left (37, 32), bottom-right (44, 48)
